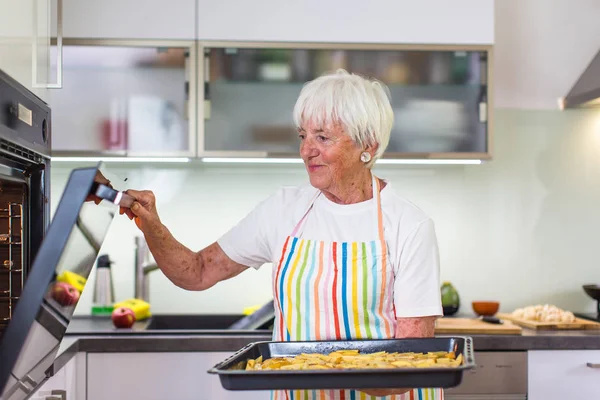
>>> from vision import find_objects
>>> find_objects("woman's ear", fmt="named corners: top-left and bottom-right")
top-left (364, 142), bottom-right (379, 159)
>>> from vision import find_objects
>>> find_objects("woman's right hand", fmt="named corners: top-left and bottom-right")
top-left (119, 189), bottom-right (162, 233)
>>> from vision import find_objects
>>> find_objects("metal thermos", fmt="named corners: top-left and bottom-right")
top-left (91, 254), bottom-right (115, 316)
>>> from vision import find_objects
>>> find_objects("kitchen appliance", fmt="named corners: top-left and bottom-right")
top-left (575, 284), bottom-right (600, 322)
top-left (0, 165), bottom-right (121, 399)
top-left (0, 68), bottom-right (51, 339)
top-left (91, 254), bottom-right (115, 316)
top-left (561, 48), bottom-right (600, 109)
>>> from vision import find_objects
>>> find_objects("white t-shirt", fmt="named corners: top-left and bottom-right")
top-left (218, 180), bottom-right (443, 318)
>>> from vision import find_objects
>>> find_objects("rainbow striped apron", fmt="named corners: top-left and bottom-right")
top-left (271, 175), bottom-right (442, 400)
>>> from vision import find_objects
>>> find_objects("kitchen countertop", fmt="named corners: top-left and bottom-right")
top-left (48, 315), bottom-right (600, 377)
top-left (64, 315), bottom-right (600, 351)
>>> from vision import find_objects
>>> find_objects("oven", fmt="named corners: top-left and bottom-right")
top-left (0, 68), bottom-right (51, 338)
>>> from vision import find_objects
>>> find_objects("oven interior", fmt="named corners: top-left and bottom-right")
top-left (0, 180), bottom-right (26, 335)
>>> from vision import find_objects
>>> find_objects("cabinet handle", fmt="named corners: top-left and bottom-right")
top-left (587, 363), bottom-right (600, 369)
top-left (32, 0), bottom-right (63, 89)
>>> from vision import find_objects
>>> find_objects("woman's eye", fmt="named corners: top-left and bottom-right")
top-left (317, 135), bottom-right (328, 142)
top-left (298, 134), bottom-right (305, 140)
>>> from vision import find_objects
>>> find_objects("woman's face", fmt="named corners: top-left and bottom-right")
top-left (298, 120), bottom-right (366, 193)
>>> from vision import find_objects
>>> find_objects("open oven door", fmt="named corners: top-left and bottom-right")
top-left (0, 163), bottom-right (125, 400)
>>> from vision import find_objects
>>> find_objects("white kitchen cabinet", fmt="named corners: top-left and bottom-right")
top-left (197, 0), bottom-right (494, 44)
top-left (0, 0), bottom-right (54, 102)
top-left (528, 350), bottom-right (600, 400)
top-left (51, 0), bottom-right (195, 40)
top-left (30, 353), bottom-right (86, 400)
top-left (86, 352), bottom-right (270, 400)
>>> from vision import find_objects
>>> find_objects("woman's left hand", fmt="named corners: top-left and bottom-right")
top-left (360, 388), bottom-right (411, 397)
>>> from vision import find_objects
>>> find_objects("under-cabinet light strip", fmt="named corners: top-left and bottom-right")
top-left (201, 157), bottom-right (482, 165)
top-left (51, 157), bottom-right (191, 163)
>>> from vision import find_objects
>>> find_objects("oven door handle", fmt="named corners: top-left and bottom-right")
top-left (93, 184), bottom-right (135, 208)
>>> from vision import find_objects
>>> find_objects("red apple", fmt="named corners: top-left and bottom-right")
top-left (51, 282), bottom-right (81, 307)
top-left (112, 307), bottom-right (136, 329)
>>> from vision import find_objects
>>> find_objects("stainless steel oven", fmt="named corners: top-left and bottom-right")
top-left (0, 68), bottom-right (51, 338)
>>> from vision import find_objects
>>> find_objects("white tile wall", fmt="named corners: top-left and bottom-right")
top-left (51, 109), bottom-right (600, 316)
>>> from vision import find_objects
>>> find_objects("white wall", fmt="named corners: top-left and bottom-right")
top-left (52, 108), bottom-right (600, 317)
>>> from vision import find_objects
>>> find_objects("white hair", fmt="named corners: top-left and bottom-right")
top-left (292, 69), bottom-right (394, 165)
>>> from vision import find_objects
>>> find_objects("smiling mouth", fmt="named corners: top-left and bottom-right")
top-left (307, 165), bottom-right (322, 172)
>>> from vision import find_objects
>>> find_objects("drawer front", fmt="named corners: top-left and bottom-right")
top-left (528, 350), bottom-right (600, 400)
top-left (446, 352), bottom-right (527, 395)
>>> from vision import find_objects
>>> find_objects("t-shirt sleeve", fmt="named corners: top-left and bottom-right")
top-left (217, 192), bottom-right (280, 270)
top-left (393, 218), bottom-right (443, 318)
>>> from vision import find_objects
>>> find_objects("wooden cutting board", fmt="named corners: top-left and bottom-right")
top-left (497, 313), bottom-right (600, 330)
top-left (435, 317), bottom-right (522, 335)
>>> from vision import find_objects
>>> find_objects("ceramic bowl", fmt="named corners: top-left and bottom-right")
top-left (472, 301), bottom-right (500, 316)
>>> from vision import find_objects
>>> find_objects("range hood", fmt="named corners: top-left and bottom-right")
top-left (561, 49), bottom-right (600, 109)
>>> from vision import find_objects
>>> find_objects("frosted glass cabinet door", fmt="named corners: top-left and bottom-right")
top-left (48, 40), bottom-right (196, 157)
top-left (0, 0), bottom-right (52, 102)
top-left (199, 44), bottom-right (490, 159)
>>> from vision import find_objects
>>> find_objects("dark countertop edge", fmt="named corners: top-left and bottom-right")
top-left (47, 332), bottom-right (600, 377)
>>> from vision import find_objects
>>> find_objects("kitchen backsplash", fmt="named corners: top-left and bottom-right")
top-left (50, 109), bottom-right (600, 317)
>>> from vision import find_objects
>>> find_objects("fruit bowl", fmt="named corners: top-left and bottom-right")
top-left (472, 301), bottom-right (500, 316)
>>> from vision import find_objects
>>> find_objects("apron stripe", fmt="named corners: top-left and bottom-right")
top-left (323, 249), bottom-right (333, 340)
top-left (351, 242), bottom-right (361, 338)
top-left (341, 242), bottom-right (352, 339)
top-left (409, 390), bottom-right (415, 400)
top-left (349, 391), bottom-right (356, 400)
top-left (296, 240), bottom-right (312, 340)
top-left (305, 241), bottom-right (318, 340)
top-left (361, 242), bottom-right (372, 337)
top-left (286, 240), bottom-right (306, 341)
top-left (313, 242), bottom-right (324, 340)
top-left (332, 242), bottom-right (342, 339)
top-left (273, 236), bottom-right (291, 340)
top-left (375, 183), bottom-right (393, 337)
top-left (417, 388), bottom-right (423, 400)
top-left (370, 241), bottom-right (383, 338)
top-left (278, 237), bottom-right (298, 340)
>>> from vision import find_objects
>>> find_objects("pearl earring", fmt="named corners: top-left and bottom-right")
top-left (360, 152), bottom-right (372, 163)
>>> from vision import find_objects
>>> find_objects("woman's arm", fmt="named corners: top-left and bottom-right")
top-left (123, 189), bottom-right (248, 291)
top-left (396, 316), bottom-right (437, 338)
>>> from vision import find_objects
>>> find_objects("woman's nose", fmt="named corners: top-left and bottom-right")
top-left (300, 139), bottom-right (318, 159)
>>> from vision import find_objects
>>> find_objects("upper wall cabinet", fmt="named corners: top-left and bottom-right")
top-left (0, 0), bottom-right (56, 102)
top-left (196, 0), bottom-right (494, 45)
top-left (198, 43), bottom-right (491, 160)
top-left (50, 0), bottom-right (195, 40)
top-left (48, 40), bottom-right (196, 157)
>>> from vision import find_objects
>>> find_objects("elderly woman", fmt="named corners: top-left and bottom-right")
top-left (123, 69), bottom-right (443, 400)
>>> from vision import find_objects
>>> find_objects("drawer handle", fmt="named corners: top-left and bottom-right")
top-left (586, 363), bottom-right (600, 369)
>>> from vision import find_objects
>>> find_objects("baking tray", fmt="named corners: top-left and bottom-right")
top-left (208, 336), bottom-right (475, 391)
